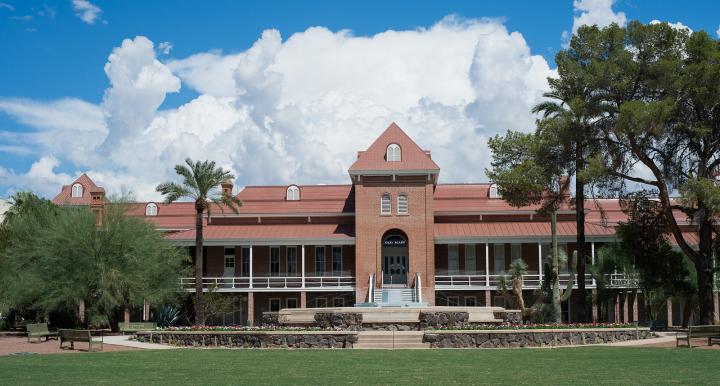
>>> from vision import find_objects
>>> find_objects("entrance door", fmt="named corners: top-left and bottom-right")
top-left (382, 234), bottom-right (408, 285)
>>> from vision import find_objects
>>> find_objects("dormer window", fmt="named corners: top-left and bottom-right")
top-left (286, 185), bottom-right (300, 201)
top-left (380, 193), bottom-right (392, 215)
top-left (489, 184), bottom-right (501, 199)
top-left (386, 143), bottom-right (401, 162)
top-left (145, 202), bottom-right (158, 216)
top-left (71, 183), bottom-right (84, 198)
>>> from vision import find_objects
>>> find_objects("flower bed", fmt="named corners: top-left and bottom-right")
top-left (431, 322), bottom-right (639, 331)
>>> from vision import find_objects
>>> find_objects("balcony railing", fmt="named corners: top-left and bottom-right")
top-left (434, 272), bottom-right (644, 289)
top-left (180, 275), bottom-right (355, 291)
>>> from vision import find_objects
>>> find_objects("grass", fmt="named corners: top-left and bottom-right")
top-left (0, 347), bottom-right (718, 385)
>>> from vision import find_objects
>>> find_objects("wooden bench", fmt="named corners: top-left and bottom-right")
top-left (59, 329), bottom-right (103, 352)
top-left (676, 325), bottom-right (720, 348)
top-left (119, 322), bottom-right (157, 333)
top-left (26, 323), bottom-right (57, 343)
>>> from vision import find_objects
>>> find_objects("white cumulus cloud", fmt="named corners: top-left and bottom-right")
top-left (650, 19), bottom-right (692, 32)
top-left (563, 0), bottom-right (626, 45)
top-left (0, 16), bottom-right (555, 200)
top-left (72, 0), bottom-right (102, 25)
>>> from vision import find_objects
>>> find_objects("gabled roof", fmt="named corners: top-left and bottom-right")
top-left (348, 122), bottom-right (440, 173)
top-left (52, 173), bottom-right (105, 206)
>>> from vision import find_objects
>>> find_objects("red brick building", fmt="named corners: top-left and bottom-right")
top-left (53, 123), bottom-right (720, 326)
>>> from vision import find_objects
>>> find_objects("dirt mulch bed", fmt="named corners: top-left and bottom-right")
top-left (0, 336), bottom-right (139, 356)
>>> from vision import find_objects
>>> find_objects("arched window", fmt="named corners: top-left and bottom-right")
top-left (380, 193), bottom-right (392, 215)
top-left (489, 184), bottom-right (501, 199)
top-left (397, 193), bottom-right (408, 214)
top-left (145, 202), bottom-right (158, 216)
top-left (386, 143), bottom-right (401, 162)
top-left (286, 185), bottom-right (300, 201)
top-left (71, 183), bottom-right (84, 198)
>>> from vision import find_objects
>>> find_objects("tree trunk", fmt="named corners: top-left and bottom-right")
top-left (575, 149), bottom-right (588, 322)
top-left (194, 204), bottom-right (206, 325)
top-left (696, 213), bottom-right (715, 325)
top-left (551, 211), bottom-right (562, 323)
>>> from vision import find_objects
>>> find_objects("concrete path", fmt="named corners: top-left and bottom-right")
top-left (102, 335), bottom-right (177, 350)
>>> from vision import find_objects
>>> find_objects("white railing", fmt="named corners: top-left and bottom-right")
top-left (368, 273), bottom-right (376, 303)
top-left (435, 273), bottom-right (598, 289)
top-left (180, 275), bottom-right (355, 291)
top-left (415, 272), bottom-right (422, 303)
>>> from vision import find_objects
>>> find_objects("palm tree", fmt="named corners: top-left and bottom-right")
top-left (156, 159), bottom-right (241, 325)
top-left (532, 81), bottom-right (604, 323)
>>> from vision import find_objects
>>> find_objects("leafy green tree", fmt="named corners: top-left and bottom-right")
top-left (0, 193), bottom-right (186, 329)
top-left (564, 21), bottom-right (720, 323)
top-left (487, 130), bottom-right (575, 323)
top-left (156, 159), bottom-right (241, 325)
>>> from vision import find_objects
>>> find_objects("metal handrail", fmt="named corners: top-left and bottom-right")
top-left (415, 272), bottom-right (422, 303)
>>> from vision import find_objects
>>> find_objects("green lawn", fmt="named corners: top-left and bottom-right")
top-left (0, 347), bottom-right (717, 385)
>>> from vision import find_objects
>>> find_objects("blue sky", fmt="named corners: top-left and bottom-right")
top-left (1, 0), bottom-right (719, 199)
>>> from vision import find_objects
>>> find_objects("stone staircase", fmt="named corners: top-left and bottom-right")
top-left (354, 331), bottom-right (429, 349)
top-left (373, 288), bottom-right (419, 306)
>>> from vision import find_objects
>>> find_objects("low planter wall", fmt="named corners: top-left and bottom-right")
top-left (423, 328), bottom-right (652, 348)
top-left (136, 331), bottom-right (357, 349)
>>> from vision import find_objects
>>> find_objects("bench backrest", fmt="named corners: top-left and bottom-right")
top-left (26, 323), bottom-right (50, 335)
top-left (120, 322), bottom-right (156, 331)
top-left (59, 329), bottom-right (92, 341)
top-left (689, 325), bottom-right (720, 336)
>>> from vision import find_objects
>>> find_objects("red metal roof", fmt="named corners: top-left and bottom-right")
top-left (165, 224), bottom-right (355, 242)
top-left (52, 174), bottom-right (105, 206)
top-left (348, 122), bottom-right (440, 172)
top-left (124, 202), bottom-right (197, 229)
top-left (433, 183), bottom-right (570, 213)
top-left (229, 184), bottom-right (354, 214)
top-left (434, 221), bottom-right (616, 239)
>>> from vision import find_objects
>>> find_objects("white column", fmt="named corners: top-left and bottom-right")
top-left (485, 243), bottom-right (490, 287)
top-left (249, 245), bottom-right (253, 289)
top-left (301, 245), bottom-right (306, 288)
top-left (537, 242), bottom-right (543, 281)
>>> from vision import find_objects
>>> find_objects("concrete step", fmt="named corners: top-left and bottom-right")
top-left (355, 331), bottom-right (427, 349)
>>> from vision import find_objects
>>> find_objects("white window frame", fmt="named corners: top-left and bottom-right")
top-left (145, 202), bottom-right (158, 216)
top-left (511, 243), bottom-right (522, 262)
top-left (331, 246), bottom-right (342, 275)
top-left (464, 296), bottom-right (477, 307)
top-left (240, 247), bottom-right (250, 276)
top-left (386, 143), bottom-right (401, 161)
top-left (464, 244), bottom-right (476, 274)
top-left (489, 184), bottom-right (500, 198)
top-left (493, 243), bottom-right (506, 273)
top-left (224, 254), bottom-right (235, 269)
top-left (286, 246), bottom-right (297, 275)
top-left (270, 247), bottom-right (281, 276)
top-left (397, 193), bottom-right (408, 215)
top-left (448, 244), bottom-right (459, 275)
top-left (71, 183), bottom-right (83, 198)
top-left (380, 193), bottom-right (392, 215)
top-left (286, 185), bottom-right (300, 201)
top-left (315, 246), bottom-right (326, 275)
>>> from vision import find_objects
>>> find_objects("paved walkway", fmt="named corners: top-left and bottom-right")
top-left (103, 335), bottom-right (177, 350)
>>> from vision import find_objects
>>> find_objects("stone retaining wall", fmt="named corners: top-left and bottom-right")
top-left (423, 328), bottom-right (652, 348)
top-left (136, 331), bottom-right (357, 349)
